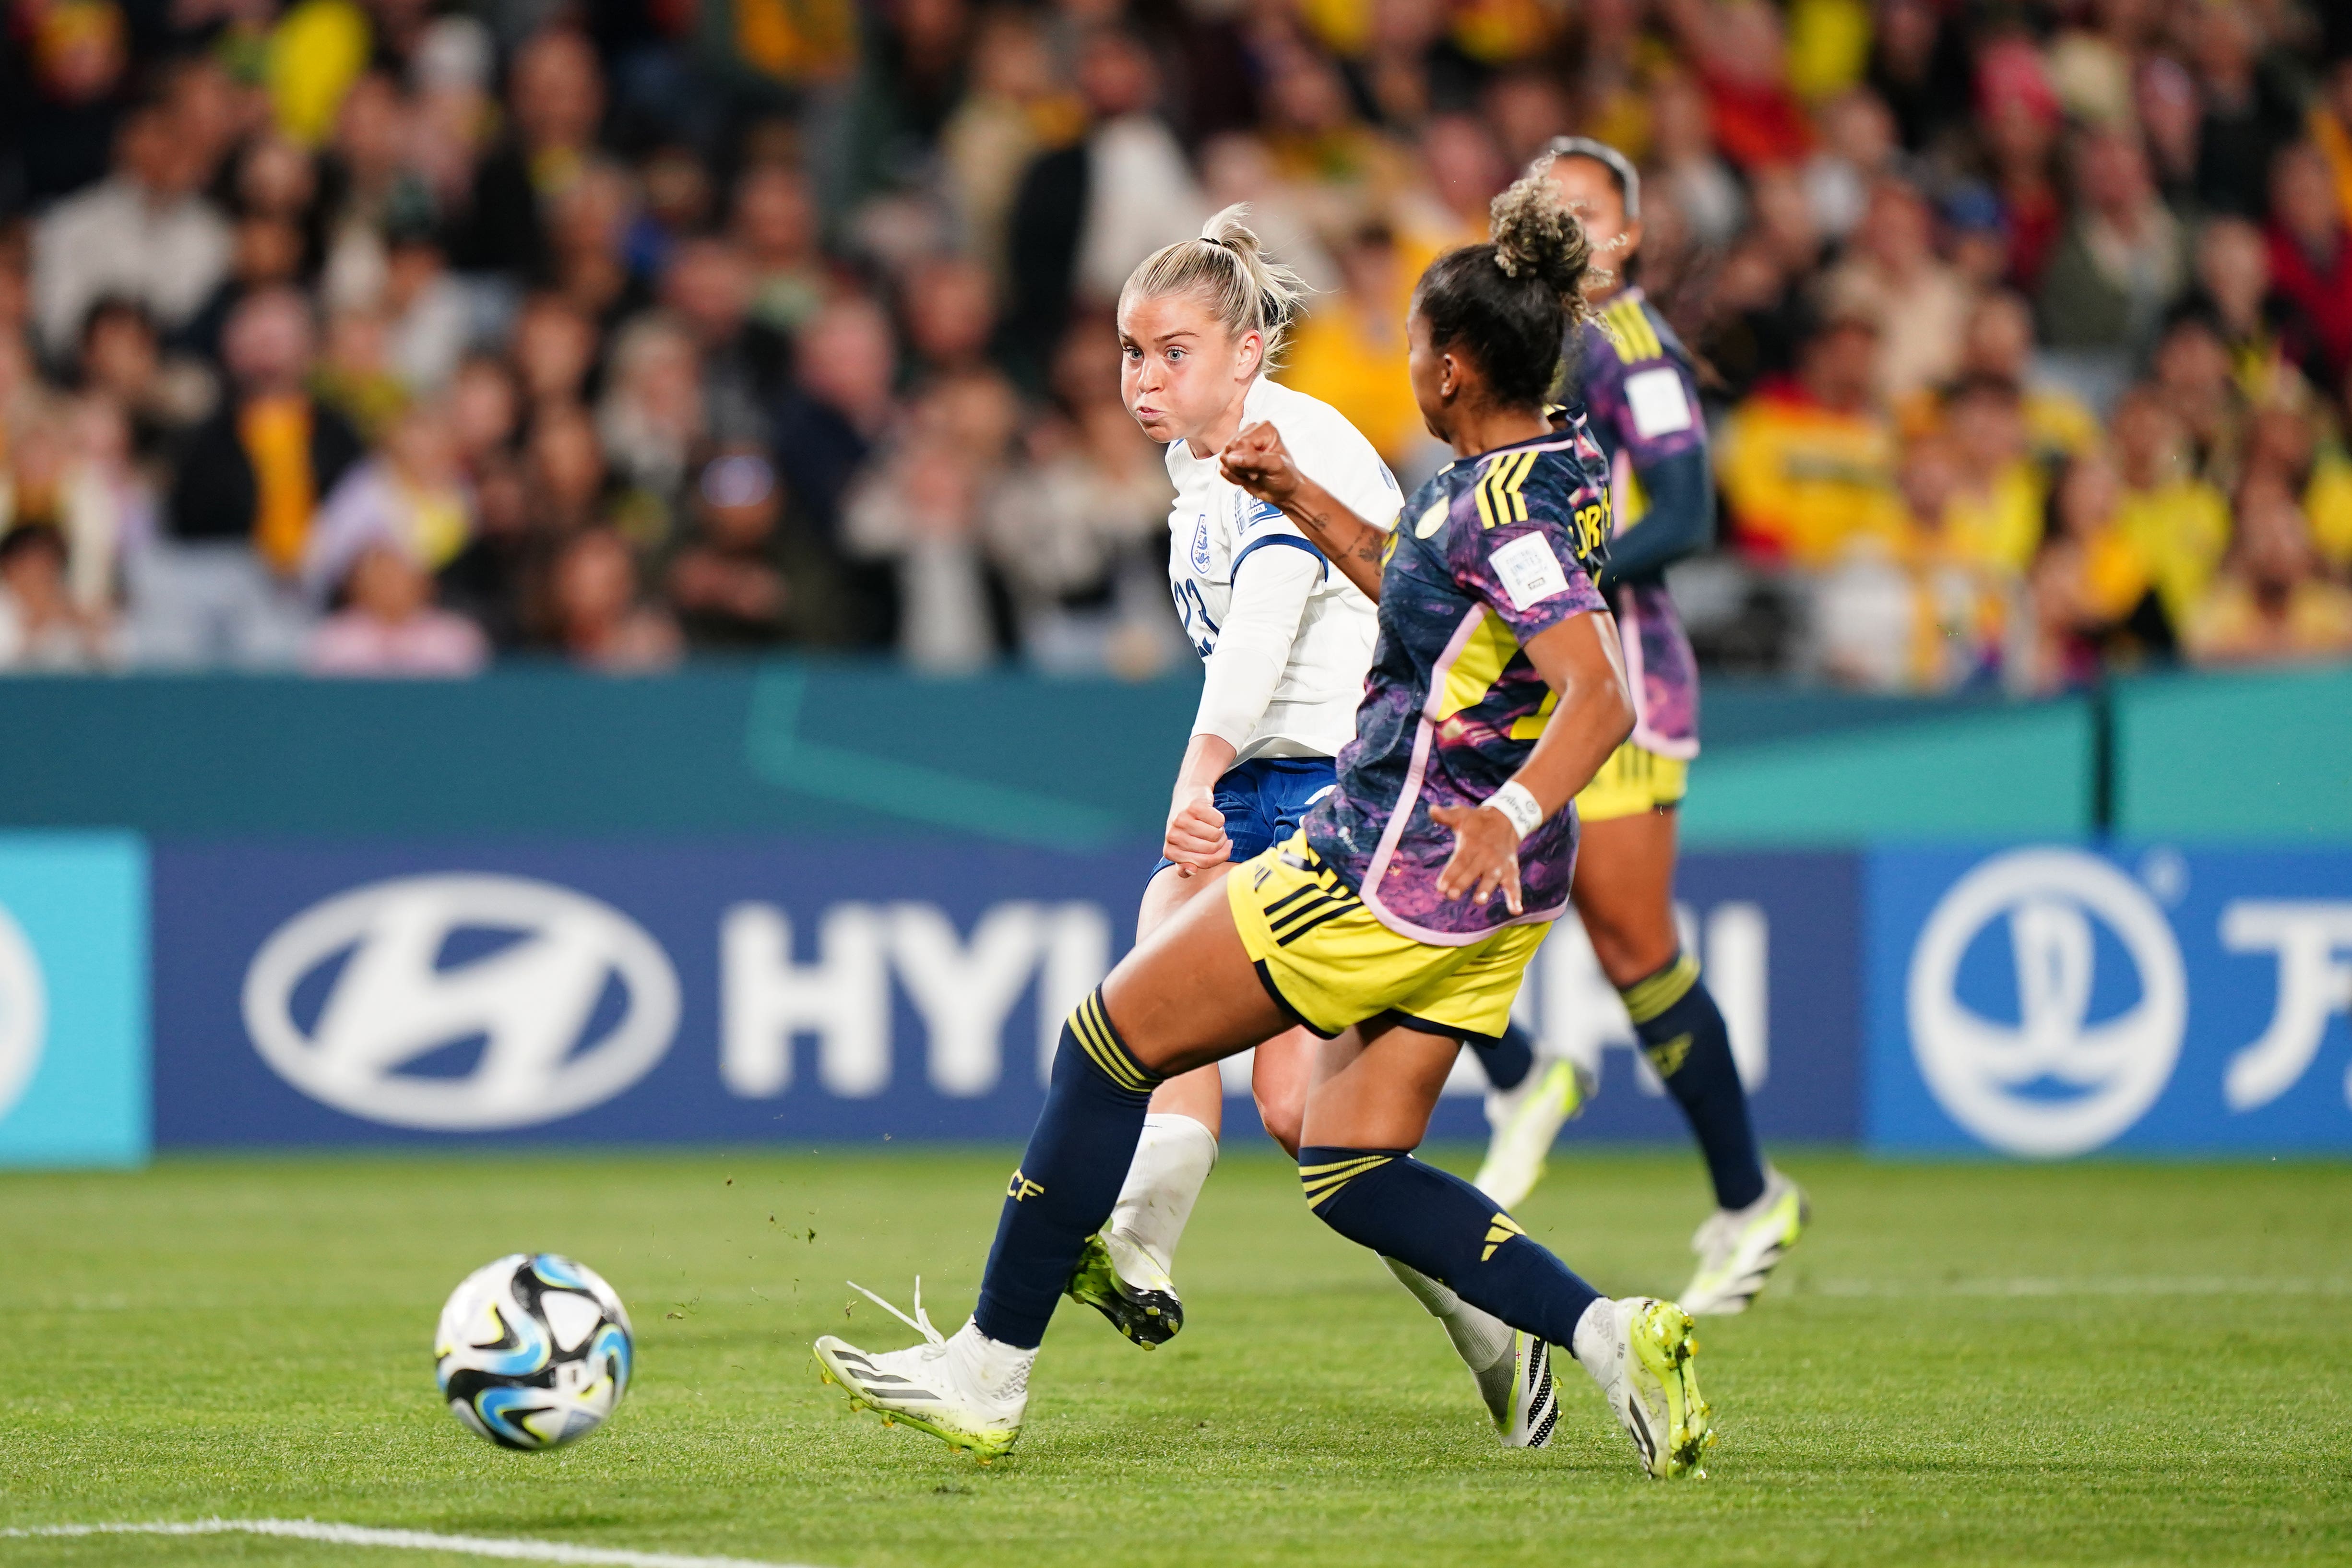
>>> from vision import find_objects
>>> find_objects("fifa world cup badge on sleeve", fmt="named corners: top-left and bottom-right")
top-left (1490, 534), bottom-right (1569, 610)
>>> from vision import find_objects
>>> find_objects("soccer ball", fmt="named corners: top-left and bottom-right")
top-left (435, 1253), bottom-right (634, 1450)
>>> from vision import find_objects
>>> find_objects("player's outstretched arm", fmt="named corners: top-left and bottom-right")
top-left (1218, 421), bottom-right (1389, 602)
top-left (1430, 610), bottom-right (1633, 914)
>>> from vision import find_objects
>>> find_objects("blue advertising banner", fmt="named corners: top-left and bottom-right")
top-left (1866, 844), bottom-right (2352, 1155)
top-left (0, 833), bottom-right (149, 1167)
top-left (1516, 851), bottom-right (1861, 1143)
top-left (150, 840), bottom-right (1862, 1148)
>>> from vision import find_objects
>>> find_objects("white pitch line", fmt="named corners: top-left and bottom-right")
top-left (1810, 1276), bottom-right (2352, 1299)
top-left (0, 1519), bottom-right (827, 1568)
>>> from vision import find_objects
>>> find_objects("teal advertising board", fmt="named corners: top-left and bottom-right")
top-left (0, 833), bottom-right (150, 1166)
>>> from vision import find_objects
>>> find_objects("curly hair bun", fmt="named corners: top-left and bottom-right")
top-left (1488, 169), bottom-right (1600, 326)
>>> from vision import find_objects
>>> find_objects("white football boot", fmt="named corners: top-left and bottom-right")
top-left (1491, 1330), bottom-right (1564, 1448)
top-left (1473, 1057), bottom-right (1594, 1211)
top-left (1572, 1295), bottom-right (1713, 1479)
top-left (1383, 1259), bottom-right (1558, 1449)
top-left (812, 1281), bottom-right (1031, 1461)
top-left (1679, 1166), bottom-right (1808, 1316)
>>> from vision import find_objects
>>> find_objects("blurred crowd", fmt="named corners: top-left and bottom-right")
top-left (1, 0), bottom-right (2349, 689)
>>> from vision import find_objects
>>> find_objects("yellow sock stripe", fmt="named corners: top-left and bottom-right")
top-left (1298, 1154), bottom-right (1393, 1181)
top-left (1091, 996), bottom-right (1156, 1091)
top-left (1300, 1155), bottom-right (1392, 1207)
top-left (1070, 993), bottom-right (1152, 1093)
top-left (1619, 951), bottom-right (1700, 1024)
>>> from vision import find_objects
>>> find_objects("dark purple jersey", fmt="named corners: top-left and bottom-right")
top-left (1304, 414), bottom-right (1614, 942)
top-left (1574, 287), bottom-right (1704, 756)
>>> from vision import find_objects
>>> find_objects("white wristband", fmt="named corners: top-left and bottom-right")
top-left (1487, 780), bottom-right (1544, 843)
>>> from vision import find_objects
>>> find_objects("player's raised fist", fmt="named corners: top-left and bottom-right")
top-left (1218, 421), bottom-right (1300, 505)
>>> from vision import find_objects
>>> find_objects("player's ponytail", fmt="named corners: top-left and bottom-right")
top-left (1411, 168), bottom-right (1602, 407)
top-left (1120, 205), bottom-right (1310, 373)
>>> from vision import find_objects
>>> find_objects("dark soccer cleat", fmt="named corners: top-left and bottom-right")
top-left (1066, 1231), bottom-right (1184, 1348)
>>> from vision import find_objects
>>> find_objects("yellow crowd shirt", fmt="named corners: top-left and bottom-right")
top-left (1716, 383), bottom-right (1909, 566)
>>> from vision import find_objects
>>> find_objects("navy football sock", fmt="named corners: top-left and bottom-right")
top-left (1469, 1020), bottom-right (1535, 1092)
top-left (973, 989), bottom-right (1162, 1349)
top-left (1622, 952), bottom-right (1766, 1211)
top-left (1299, 1146), bottom-right (1601, 1348)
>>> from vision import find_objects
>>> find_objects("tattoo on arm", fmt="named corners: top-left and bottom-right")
top-left (1295, 504), bottom-right (1380, 561)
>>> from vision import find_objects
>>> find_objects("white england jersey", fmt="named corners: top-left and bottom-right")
top-left (1165, 377), bottom-right (1402, 762)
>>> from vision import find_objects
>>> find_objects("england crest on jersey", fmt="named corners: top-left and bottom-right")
top-left (1190, 515), bottom-right (1212, 573)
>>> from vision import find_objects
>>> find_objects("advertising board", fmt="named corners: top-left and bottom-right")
top-left (1866, 845), bottom-right (2352, 1155)
top-left (151, 841), bottom-right (1861, 1147)
top-left (0, 833), bottom-right (148, 1166)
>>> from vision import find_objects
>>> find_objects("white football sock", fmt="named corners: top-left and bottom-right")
top-left (951, 1319), bottom-right (1036, 1401)
top-left (1570, 1296), bottom-right (1617, 1384)
top-left (1107, 1112), bottom-right (1220, 1276)
top-left (1383, 1257), bottom-right (1516, 1374)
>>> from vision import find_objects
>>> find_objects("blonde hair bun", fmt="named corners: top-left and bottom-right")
top-left (1119, 204), bottom-right (1312, 370)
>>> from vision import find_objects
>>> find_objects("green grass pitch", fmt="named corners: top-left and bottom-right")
top-left (2, 1147), bottom-right (2348, 1567)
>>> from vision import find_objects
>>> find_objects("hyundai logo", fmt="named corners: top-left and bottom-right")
top-left (242, 874), bottom-right (680, 1130)
top-left (0, 902), bottom-right (46, 1122)
top-left (1907, 848), bottom-right (2186, 1158)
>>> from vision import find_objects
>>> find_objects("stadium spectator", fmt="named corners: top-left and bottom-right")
top-left (1716, 305), bottom-right (1907, 567)
top-left (663, 448), bottom-right (800, 652)
top-left (548, 526), bottom-right (680, 673)
top-left (2188, 4), bottom-right (2303, 222)
top-left (1936, 375), bottom-right (2043, 582)
top-left (2036, 128), bottom-right (2187, 406)
top-left (596, 313), bottom-right (707, 538)
top-left (452, 27), bottom-right (604, 282)
top-left (659, 234), bottom-right (790, 437)
top-left (168, 287), bottom-right (362, 576)
top-left (2191, 217), bottom-right (2311, 405)
top-left (0, 0), bottom-right (2344, 688)
top-left (2108, 388), bottom-right (2232, 637)
top-left (733, 163), bottom-right (830, 337)
top-left (307, 542), bottom-right (490, 677)
top-left (2185, 475), bottom-right (2352, 665)
top-left (1001, 26), bottom-right (1203, 385)
top-left (1645, 71), bottom-right (1746, 249)
top-left (32, 95), bottom-right (232, 364)
top-left (0, 523), bottom-right (113, 670)
top-left (982, 316), bottom-right (1175, 677)
top-left (2026, 448), bottom-right (2171, 691)
top-left (1279, 224), bottom-right (1423, 469)
top-left (303, 402), bottom-right (473, 605)
top-left (2263, 142), bottom-right (2352, 387)
top-left (1824, 177), bottom-right (1972, 402)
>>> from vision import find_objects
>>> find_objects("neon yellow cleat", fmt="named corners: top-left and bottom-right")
top-left (1473, 1058), bottom-right (1593, 1211)
top-left (1680, 1167), bottom-right (1807, 1316)
top-left (1580, 1296), bottom-right (1713, 1479)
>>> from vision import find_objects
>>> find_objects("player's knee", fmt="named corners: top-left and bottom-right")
top-left (1583, 911), bottom-right (1678, 987)
top-left (1254, 1087), bottom-right (1304, 1158)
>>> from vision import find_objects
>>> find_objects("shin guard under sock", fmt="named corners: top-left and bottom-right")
top-left (1621, 952), bottom-right (1766, 1211)
top-left (974, 989), bottom-right (1163, 1348)
top-left (1469, 1020), bottom-right (1535, 1093)
top-left (1300, 1146), bottom-right (1600, 1348)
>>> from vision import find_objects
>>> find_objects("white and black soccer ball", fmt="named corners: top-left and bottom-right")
top-left (434, 1253), bottom-right (634, 1450)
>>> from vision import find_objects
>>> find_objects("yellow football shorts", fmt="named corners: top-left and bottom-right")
top-left (1226, 832), bottom-right (1550, 1045)
top-left (1573, 741), bottom-right (1689, 822)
